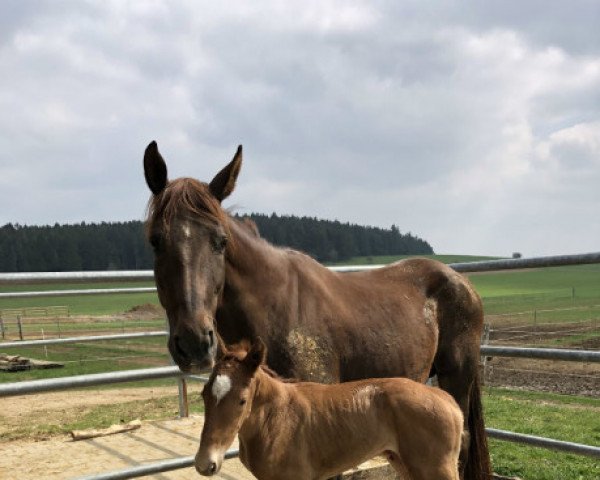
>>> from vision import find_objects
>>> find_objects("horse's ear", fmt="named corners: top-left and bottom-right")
top-left (144, 141), bottom-right (168, 195)
top-left (244, 337), bottom-right (266, 371)
top-left (209, 145), bottom-right (242, 202)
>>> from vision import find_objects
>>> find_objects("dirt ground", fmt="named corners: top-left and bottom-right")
top-left (482, 321), bottom-right (600, 396)
top-left (0, 386), bottom-right (184, 441)
top-left (484, 357), bottom-right (599, 396)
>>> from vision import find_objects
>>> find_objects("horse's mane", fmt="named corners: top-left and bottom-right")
top-left (146, 178), bottom-right (227, 235)
top-left (145, 178), bottom-right (318, 268)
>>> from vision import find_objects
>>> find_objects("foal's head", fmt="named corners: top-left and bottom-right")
top-left (195, 339), bottom-right (266, 476)
top-left (143, 141), bottom-right (242, 371)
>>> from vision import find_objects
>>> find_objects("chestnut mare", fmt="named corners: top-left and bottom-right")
top-left (195, 339), bottom-right (464, 480)
top-left (143, 142), bottom-right (491, 480)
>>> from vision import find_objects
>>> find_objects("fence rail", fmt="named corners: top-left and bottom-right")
top-left (1, 252), bottom-right (600, 478)
top-left (479, 345), bottom-right (600, 362)
top-left (0, 249), bottom-right (598, 287)
top-left (74, 449), bottom-right (240, 480)
top-left (0, 331), bottom-right (167, 348)
top-left (0, 365), bottom-right (183, 397)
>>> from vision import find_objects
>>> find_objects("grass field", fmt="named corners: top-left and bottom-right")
top-left (483, 387), bottom-right (600, 479)
top-left (0, 336), bottom-right (170, 383)
top-left (3, 255), bottom-right (600, 318)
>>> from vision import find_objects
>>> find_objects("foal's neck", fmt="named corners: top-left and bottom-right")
top-left (251, 367), bottom-right (287, 409)
top-left (241, 368), bottom-right (289, 432)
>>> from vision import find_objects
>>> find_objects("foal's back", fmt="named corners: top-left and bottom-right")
top-left (277, 377), bottom-right (463, 480)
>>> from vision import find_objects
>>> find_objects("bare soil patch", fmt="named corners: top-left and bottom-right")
top-left (0, 385), bottom-right (181, 441)
top-left (483, 321), bottom-right (599, 396)
top-left (484, 357), bottom-right (600, 397)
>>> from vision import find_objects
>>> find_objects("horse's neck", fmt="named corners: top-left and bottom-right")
top-left (224, 217), bottom-right (284, 278)
top-left (219, 218), bottom-right (287, 340)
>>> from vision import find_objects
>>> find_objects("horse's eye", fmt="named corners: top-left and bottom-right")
top-left (239, 399), bottom-right (246, 406)
top-left (213, 235), bottom-right (228, 253)
top-left (149, 234), bottom-right (162, 251)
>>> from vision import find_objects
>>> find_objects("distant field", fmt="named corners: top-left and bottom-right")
top-left (0, 280), bottom-right (159, 315)
top-left (1, 255), bottom-right (599, 335)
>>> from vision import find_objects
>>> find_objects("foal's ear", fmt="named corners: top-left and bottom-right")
top-left (215, 333), bottom-right (228, 359)
top-left (144, 141), bottom-right (168, 195)
top-left (209, 145), bottom-right (242, 202)
top-left (244, 337), bottom-right (266, 371)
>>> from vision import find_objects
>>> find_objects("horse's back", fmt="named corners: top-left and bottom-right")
top-left (276, 256), bottom-right (478, 383)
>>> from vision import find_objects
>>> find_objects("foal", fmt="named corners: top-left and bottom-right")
top-left (195, 340), bottom-right (463, 480)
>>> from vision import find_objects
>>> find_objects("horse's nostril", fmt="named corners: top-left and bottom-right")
top-left (209, 462), bottom-right (217, 474)
top-left (173, 336), bottom-right (188, 360)
top-left (208, 329), bottom-right (214, 347)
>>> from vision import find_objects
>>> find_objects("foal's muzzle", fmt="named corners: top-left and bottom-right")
top-left (195, 452), bottom-right (222, 476)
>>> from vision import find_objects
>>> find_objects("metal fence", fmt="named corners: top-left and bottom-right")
top-left (1, 251), bottom-right (600, 478)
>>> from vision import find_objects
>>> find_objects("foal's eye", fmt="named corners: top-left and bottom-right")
top-left (239, 399), bottom-right (246, 406)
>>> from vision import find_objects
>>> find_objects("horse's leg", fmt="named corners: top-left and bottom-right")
top-left (433, 276), bottom-right (492, 480)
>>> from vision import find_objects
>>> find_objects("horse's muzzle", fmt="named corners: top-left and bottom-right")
top-left (169, 328), bottom-right (216, 371)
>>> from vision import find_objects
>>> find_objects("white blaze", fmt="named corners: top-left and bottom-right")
top-left (212, 374), bottom-right (232, 404)
top-left (182, 222), bottom-right (192, 239)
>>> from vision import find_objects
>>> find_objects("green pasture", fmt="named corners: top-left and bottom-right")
top-left (2, 255), bottom-right (599, 317)
top-left (1, 318), bottom-right (165, 340)
top-left (483, 388), bottom-right (600, 479)
top-left (0, 336), bottom-right (171, 384)
top-left (0, 280), bottom-right (160, 315)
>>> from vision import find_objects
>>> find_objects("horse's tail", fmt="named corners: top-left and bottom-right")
top-left (465, 372), bottom-right (492, 480)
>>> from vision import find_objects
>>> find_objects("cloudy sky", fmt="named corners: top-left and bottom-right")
top-left (1, 1), bottom-right (599, 257)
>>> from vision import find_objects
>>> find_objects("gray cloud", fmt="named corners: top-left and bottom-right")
top-left (1, 1), bottom-right (599, 256)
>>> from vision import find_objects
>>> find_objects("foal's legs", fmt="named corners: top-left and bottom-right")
top-left (385, 450), bottom-right (412, 479)
top-left (388, 450), bottom-right (459, 480)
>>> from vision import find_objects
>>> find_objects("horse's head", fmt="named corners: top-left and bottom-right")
top-left (195, 339), bottom-right (266, 476)
top-left (143, 141), bottom-right (242, 371)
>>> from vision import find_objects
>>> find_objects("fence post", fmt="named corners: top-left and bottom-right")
top-left (0, 316), bottom-right (4, 340)
top-left (164, 316), bottom-right (189, 418)
top-left (41, 328), bottom-right (48, 358)
top-left (178, 378), bottom-right (189, 417)
top-left (17, 315), bottom-right (24, 341)
top-left (480, 323), bottom-right (491, 384)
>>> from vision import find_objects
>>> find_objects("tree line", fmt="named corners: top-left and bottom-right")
top-left (0, 214), bottom-right (433, 272)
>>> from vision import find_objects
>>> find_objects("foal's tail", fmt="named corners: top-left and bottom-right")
top-left (465, 373), bottom-right (492, 480)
